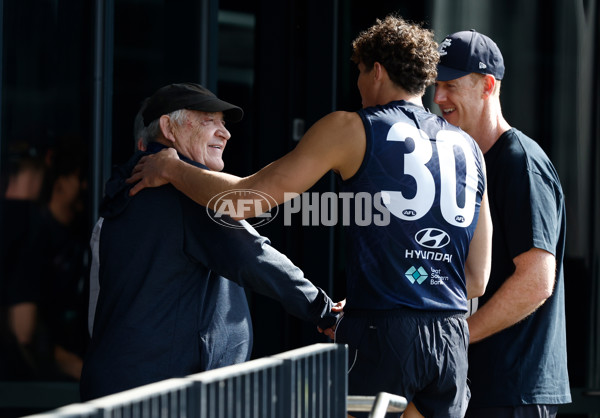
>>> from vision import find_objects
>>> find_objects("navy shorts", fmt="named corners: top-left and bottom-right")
top-left (336, 309), bottom-right (470, 418)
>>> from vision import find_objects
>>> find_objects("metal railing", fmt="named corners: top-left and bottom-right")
top-left (272, 344), bottom-right (347, 417)
top-left (21, 343), bottom-right (406, 418)
top-left (24, 343), bottom-right (349, 418)
top-left (189, 357), bottom-right (285, 418)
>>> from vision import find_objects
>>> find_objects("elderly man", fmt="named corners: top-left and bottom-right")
top-left (127, 17), bottom-right (492, 418)
top-left (80, 83), bottom-right (338, 401)
top-left (434, 30), bottom-right (571, 417)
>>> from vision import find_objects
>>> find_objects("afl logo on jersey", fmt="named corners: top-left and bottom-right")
top-left (415, 228), bottom-right (451, 249)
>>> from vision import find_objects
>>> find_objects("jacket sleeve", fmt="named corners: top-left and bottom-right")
top-left (181, 198), bottom-right (337, 329)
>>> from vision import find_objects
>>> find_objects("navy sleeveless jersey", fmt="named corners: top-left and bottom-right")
top-left (340, 101), bottom-right (485, 312)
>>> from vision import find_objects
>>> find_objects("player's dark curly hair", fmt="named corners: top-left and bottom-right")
top-left (351, 15), bottom-right (439, 95)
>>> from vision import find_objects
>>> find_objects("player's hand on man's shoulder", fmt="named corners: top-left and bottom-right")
top-left (127, 148), bottom-right (180, 196)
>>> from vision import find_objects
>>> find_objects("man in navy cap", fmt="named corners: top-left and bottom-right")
top-left (434, 30), bottom-right (571, 417)
top-left (80, 83), bottom-right (338, 400)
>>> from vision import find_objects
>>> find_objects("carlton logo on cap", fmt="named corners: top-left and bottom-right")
top-left (436, 29), bottom-right (505, 82)
top-left (438, 38), bottom-right (452, 56)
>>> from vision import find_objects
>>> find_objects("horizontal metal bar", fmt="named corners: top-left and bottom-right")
top-left (25, 402), bottom-right (98, 417)
top-left (347, 393), bottom-right (407, 415)
top-left (270, 342), bottom-right (335, 360)
top-left (370, 392), bottom-right (407, 417)
top-left (187, 357), bottom-right (283, 383)
top-left (88, 377), bottom-right (192, 408)
top-left (347, 396), bottom-right (378, 412)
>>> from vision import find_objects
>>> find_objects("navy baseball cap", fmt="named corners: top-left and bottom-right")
top-left (437, 30), bottom-right (505, 81)
top-left (142, 82), bottom-right (243, 126)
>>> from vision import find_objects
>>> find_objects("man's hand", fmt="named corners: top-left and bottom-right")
top-left (127, 148), bottom-right (180, 196)
top-left (318, 299), bottom-right (346, 339)
top-left (331, 299), bottom-right (346, 313)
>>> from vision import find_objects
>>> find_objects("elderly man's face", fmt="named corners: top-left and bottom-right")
top-left (176, 110), bottom-right (231, 171)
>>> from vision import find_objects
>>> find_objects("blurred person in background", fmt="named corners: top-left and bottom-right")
top-left (35, 138), bottom-right (89, 380)
top-left (1, 137), bottom-right (89, 381)
top-left (1, 140), bottom-right (48, 380)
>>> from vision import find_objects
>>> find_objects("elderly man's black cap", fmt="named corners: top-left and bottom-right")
top-left (142, 82), bottom-right (244, 126)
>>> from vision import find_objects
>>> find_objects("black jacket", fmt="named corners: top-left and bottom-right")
top-left (80, 143), bottom-right (336, 400)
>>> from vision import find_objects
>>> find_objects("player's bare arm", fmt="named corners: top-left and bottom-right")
top-left (466, 247), bottom-right (556, 343)
top-left (128, 110), bottom-right (366, 218)
top-left (9, 302), bottom-right (37, 345)
top-left (464, 189), bottom-right (492, 299)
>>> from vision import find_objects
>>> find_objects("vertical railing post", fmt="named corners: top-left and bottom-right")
top-left (334, 343), bottom-right (348, 418)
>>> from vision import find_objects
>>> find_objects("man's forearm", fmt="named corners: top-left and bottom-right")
top-left (467, 248), bottom-right (555, 343)
top-left (166, 157), bottom-right (295, 219)
top-left (165, 158), bottom-right (249, 211)
top-left (467, 274), bottom-right (549, 343)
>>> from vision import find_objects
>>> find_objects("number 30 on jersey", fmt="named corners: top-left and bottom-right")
top-left (381, 122), bottom-right (479, 228)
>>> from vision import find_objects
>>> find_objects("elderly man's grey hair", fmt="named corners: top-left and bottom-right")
top-left (144, 108), bottom-right (188, 144)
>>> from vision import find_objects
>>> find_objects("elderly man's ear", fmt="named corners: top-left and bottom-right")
top-left (159, 115), bottom-right (177, 144)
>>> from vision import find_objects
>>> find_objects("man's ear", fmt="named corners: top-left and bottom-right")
top-left (159, 115), bottom-right (176, 144)
top-left (481, 75), bottom-right (496, 99)
top-left (373, 62), bottom-right (383, 81)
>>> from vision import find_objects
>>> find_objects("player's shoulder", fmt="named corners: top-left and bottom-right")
top-left (320, 110), bottom-right (362, 126)
top-left (305, 111), bottom-right (363, 143)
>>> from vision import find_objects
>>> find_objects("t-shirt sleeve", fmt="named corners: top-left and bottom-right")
top-left (528, 171), bottom-right (562, 256)
top-left (495, 151), bottom-right (535, 260)
top-left (495, 149), bottom-right (560, 260)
